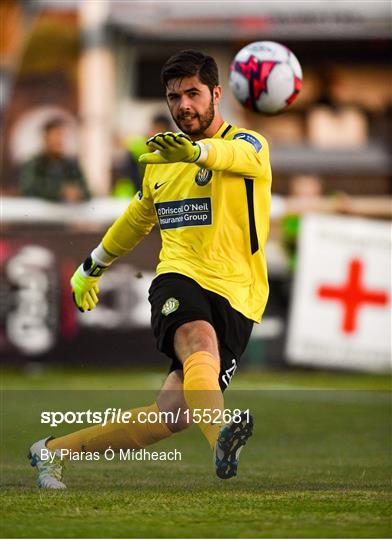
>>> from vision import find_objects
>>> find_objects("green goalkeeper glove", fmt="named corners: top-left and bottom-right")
top-left (70, 256), bottom-right (108, 312)
top-left (138, 132), bottom-right (202, 165)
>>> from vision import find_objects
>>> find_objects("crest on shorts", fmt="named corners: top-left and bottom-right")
top-left (195, 168), bottom-right (212, 186)
top-left (161, 297), bottom-right (180, 316)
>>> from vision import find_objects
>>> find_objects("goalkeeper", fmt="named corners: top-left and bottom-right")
top-left (29, 50), bottom-right (272, 489)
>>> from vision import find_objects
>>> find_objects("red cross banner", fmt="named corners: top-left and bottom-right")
top-left (286, 214), bottom-right (391, 373)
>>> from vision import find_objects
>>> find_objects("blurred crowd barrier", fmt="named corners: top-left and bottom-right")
top-left (2, 196), bottom-right (390, 373)
top-left (1, 197), bottom-right (161, 366)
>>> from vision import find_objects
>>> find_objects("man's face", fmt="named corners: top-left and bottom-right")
top-left (44, 126), bottom-right (65, 155)
top-left (166, 75), bottom-right (220, 137)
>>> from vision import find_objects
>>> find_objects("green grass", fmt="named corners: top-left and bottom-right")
top-left (1, 368), bottom-right (391, 538)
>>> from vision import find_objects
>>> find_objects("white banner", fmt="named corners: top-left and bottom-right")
top-left (286, 214), bottom-right (391, 373)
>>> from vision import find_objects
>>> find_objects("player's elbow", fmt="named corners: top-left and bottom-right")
top-left (242, 165), bottom-right (263, 178)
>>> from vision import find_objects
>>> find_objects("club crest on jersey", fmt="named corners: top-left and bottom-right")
top-left (195, 168), bottom-right (212, 186)
top-left (161, 297), bottom-right (180, 316)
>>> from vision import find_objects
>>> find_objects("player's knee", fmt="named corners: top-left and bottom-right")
top-left (156, 384), bottom-right (192, 433)
top-left (168, 410), bottom-right (192, 433)
top-left (174, 320), bottom-right (218, 360)
top-left (157, 405), bottom-right (192, 433)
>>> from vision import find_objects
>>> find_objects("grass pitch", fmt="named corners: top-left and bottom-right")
top-left (1, 367), bottom-right (391, 538)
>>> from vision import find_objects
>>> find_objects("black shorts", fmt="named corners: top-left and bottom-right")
top-left (148, 273), bottom-right (253, 391)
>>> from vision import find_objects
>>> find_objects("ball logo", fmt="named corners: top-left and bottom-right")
top-left (229, 40), bottom-right (302, 114)
top-left (161, 297), bottom-right (180, 316)
top-left (195, 168), bottom-right (212, 186)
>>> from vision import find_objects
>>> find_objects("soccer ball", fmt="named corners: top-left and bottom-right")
top-left (229, 41), bottom-right (302, 115)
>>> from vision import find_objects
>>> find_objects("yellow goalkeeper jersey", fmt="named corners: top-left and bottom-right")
top-left (102, 121), bottom-right (272, 322)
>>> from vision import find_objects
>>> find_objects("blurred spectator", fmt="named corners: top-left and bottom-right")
top-left (307, 69), bottom-right (368, 148)
top-left (19, 118), bottom-right (90, 202)
top-left (281, 175), bottom-right (325, 272)
top-left (145, 113), bottom-right (173, 139)
top-left (276, 175), bottom-right (391, 273)
top-left (111, 133), bottom-right (140, 199)
top-left (308, 104), bottom-right (368, 148)
top-left (112, 113), bottom-right (172, 198)
top-left (287, 174), bottom-right (324, 204)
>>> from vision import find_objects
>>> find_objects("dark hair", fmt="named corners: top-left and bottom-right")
top-left (42, 118), bottom-right (65, 132)
top-left (161, 49), bottom-right (219, 93)
top-left (151, 113), bottom-right (172, 130)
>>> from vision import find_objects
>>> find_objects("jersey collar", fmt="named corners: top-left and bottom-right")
top-left (213, 121), bottom-right (232, 139)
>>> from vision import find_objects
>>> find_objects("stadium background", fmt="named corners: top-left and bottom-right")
top-left (0, 1), bottom-right (391, 538)
top-left (1, 0), bottom-right (390, 371)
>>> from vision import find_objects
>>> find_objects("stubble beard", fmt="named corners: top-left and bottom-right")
top-left (173, 97), bottom-right (215, 138)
